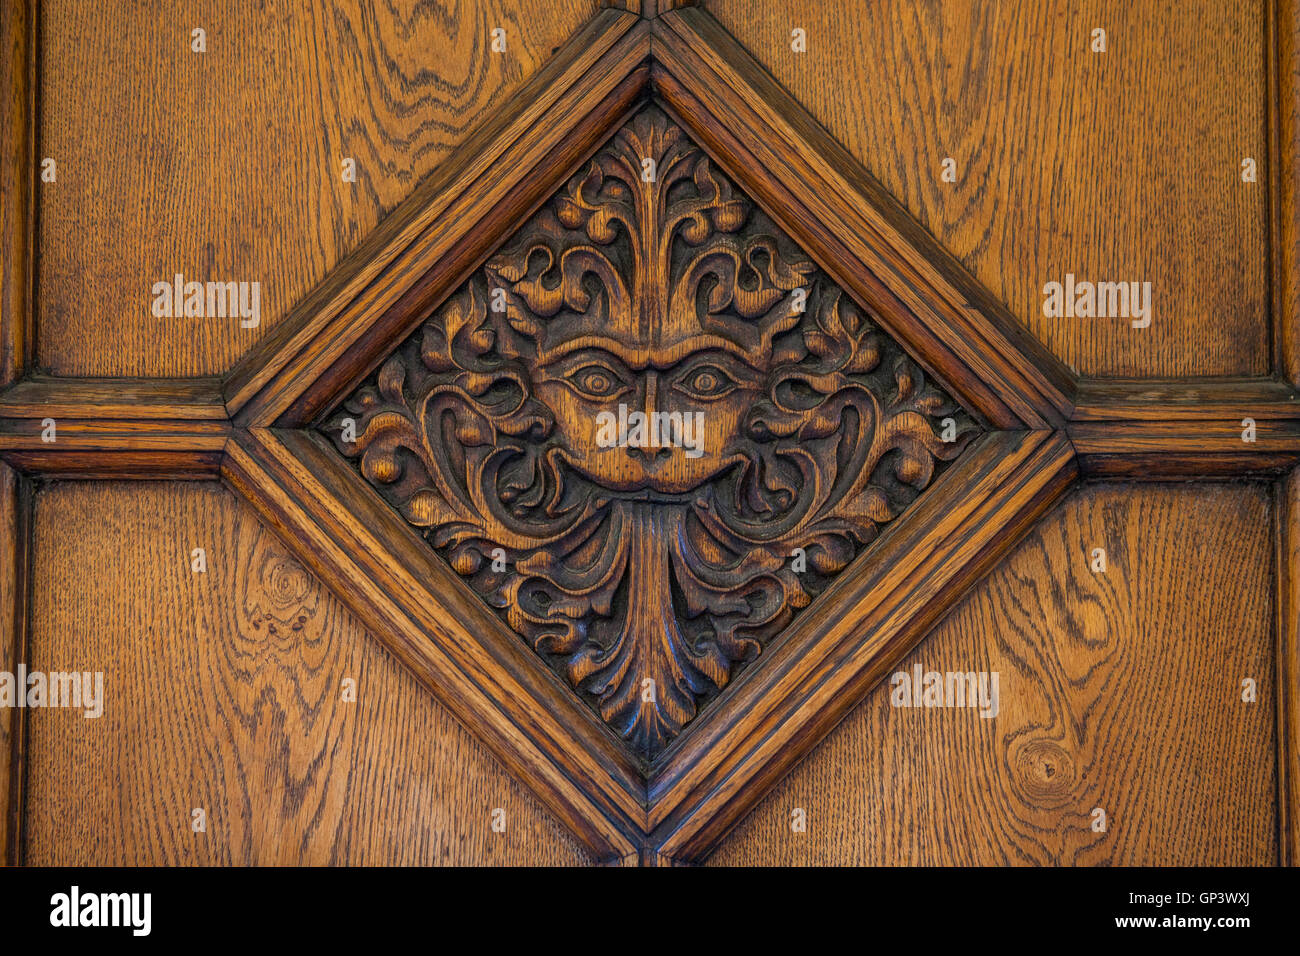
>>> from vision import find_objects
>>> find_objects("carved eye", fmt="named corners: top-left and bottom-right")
top-left (675, 363), bottom-right (738, 400)
top-left (565, 363), bottom-right (626, 401)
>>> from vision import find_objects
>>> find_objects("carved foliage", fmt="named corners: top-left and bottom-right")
top-left (322, 107), bottom-right (978, 758)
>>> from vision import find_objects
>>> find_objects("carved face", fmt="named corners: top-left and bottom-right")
top-left (534, 344), bottom-right (761, 494)
top-left (324, 106), bottom-right (979, 758)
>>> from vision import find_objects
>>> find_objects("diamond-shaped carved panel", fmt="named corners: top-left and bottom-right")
top-left (319, 106), bottom-right (980, 758)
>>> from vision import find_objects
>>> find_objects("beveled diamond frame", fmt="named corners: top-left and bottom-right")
top-left (3, 4), bottom-right (1298, 867)
top-left (223, 6), bottom-right (1081, 863)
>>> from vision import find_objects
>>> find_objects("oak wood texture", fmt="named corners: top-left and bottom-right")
top-left (0, 461), bottom-right (31, 865)
top-left (650, 430), bottom-right (1077, 861)
top-left (223, 427), bottom-right (645, 862)
top-left (1276, 0), bottom-right (1300, 383)
top-left (710, 483), bottom-right (1277, 865)
top-left (319, 103), bottom-right (981, 758)
top-left (228, 10), bottom-right (648, 425)
top-left (0, 377), bottom-right (229, 478)
top-left (35, 0), bottom-right (602, 378)
top-left (1278, 468), bottom-right (1300, 863)
top-left (607, 1), bottom-right (696, 16)
top-left (1, 2), bottom-right (1296, 867)
top-left (23, 482), bottom-right (594, 866)
top-left (654, 7), bottom-right (1075, 431)
top-left (0, 0), bottom-right (35, 386)
top-left (707, 0), bottom-right (1271, 379)
top-left (1069, 377), bottom-right (1300, 477)
top-left (219, 5), bottom-right (1101, 863)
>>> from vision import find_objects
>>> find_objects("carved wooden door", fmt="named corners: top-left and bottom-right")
top-left (1, 0), bottom-right (1296, 866)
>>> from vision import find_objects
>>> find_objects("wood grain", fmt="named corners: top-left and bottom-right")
top-left (1069, 378), bottom-right (1300, 476)
top-left (654, 10), bottom-right (1074, 430)
top-left (1276, 0), bottom-right (1300, 383)
top-left (0, 377), bottom-right (230, 478)
top-left (23, 482), bottom-right (593, 865)
top-left (650, 431), bottom-right (1077, 861)
top-left (225, 428), bottom-right (645, 857)
top-left (0, 0), bottom-right (35, 386)
top-left (709, 483), bottom-right (1277, 865)
top-left (1278, 467), bottom-right (1300, 864)
top-left (706, 0), bottom-right (1270, 378)
top-left (36, 0), bottom-right (601, 377)
top-left (0, 461), bottom-right (32, 864)
top-left (318, 102), bottom-right (980, 758)
top-left (229, 11), bottom-right (648, 425)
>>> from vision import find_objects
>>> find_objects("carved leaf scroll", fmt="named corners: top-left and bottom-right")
top-left (321, 106), bottom-right (979, 758)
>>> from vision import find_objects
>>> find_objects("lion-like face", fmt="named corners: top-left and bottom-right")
top-left (534, 345), bottom-right (762, 494)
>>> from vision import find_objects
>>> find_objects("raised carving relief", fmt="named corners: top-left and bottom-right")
top-left (322, 107), bottom-right (978, 757)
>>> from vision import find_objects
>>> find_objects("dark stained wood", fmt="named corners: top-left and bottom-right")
top-left (1278, 468), bottom-right (1300, 864)
top-left (710, 484), bottom-right (1277, 865)
top-left (0, 376), bottom-right (227, 420)
top-left (0, 0), bottom-right (35, 386)
top-left (319, 103), bottom-right (981, 758)
top-left (223, 427), bottom-right (645, 860)
top-left (0, 461), bottom-right (32, 864)
top-left (0, 377), bottom-right (229, 478)
top-left (650, 430), bottom-right (1078, 861)
top-left (1069, 378), bottom-right (1300, 478)
top-left (36, 0), bottom-right (604, 378)
top-left (1276, 0), bottom-right (1300, 384)
top-left (707, 0), bottom-right (1271, 379)
top-left (653, 8), bottom-right (1075, 431)
top-left (23, 482), bottom-right (595, 865)
top-left (227, 10), bottom-right (648, 423)
top-left (1071, 378), bottom-right (1300, 420)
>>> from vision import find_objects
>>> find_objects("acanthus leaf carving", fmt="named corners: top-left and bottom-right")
top-left (322, 106), bottom-right (979, 758)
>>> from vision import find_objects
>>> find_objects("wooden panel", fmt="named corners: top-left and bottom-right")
top-left (1278, 468), bottom-right (1300, 864)
top-left (707, 0), bottom-right (1269, 377)
top-left (0, 0), bottom-right (35, 385)
top-left (23, 482), bottom-right (592, 865)
top-left (709, 484), bottom-right (1277, 865)
top-left (0, 461), bottom-right (31, 864)
top-left (36, 0), bottom-right (600, 377)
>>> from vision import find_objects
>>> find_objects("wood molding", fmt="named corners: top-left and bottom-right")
top-left (1278, 467), bottom-right (1300, 865)
top-left (1271, 0), bottom-right (1299, 384)
top-left (225, 9), bottom-right (650, 426)
top-left (652, 8), bottom-right (1076, 431)
top-left (647, 430), bottom-right (1077, 861)
top-left (0, 377), bottom-right (228, 478)
top-left (0, 0), bottom-right (36, 387)
top-left (318, 103), bottom-right (983, 760)
top-left (0, 460), bottom-right (31, 864)
top-left (0, 4), bottom-right (1296, 869)
top-left (222, 427), bottom-right (646, 862)
top-left (605, 0), bottom-right (696, 15)
top-left (1069, 378), bottom-right (1300, 478)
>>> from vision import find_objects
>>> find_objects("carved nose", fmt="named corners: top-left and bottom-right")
top-left (629, 445), bottom-right (671, 463)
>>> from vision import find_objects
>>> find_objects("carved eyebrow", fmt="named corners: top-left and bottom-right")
top-left (539, 335), bottom-right (761, 371)
top-left (539, 345), bottom-right (633, 376)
